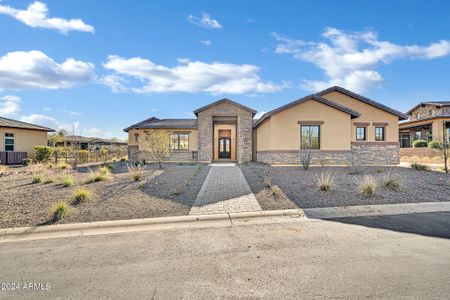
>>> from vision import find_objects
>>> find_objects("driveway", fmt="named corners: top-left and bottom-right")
top-left (1, 212), bottom-right (450, 299)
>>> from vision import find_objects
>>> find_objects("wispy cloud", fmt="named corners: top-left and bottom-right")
top-left (273, 27), bottom-right (450, 93)
top-left (21, 113), bottom-right (80, 132)
top-left (0, 50), bottom-right (95, 91)
top-left (187, 13), bottom-right (222, 29)
top-left (102, 55), bottom-right (283, 95)
top-left (0, 1), bottom-right (94, 34)
top-left (200, 40), bottom-right (212, 46)
top-left (0, 95), bottom-right (21, 117)
top-left (63, 110), bottom-right (83, 116)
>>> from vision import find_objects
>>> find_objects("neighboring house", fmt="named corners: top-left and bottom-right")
top-left (399, 102), bottom-right (450, 148)
top-left (124, 86), bottom-right (407, 165)
top-left (56, 135), bottom-right (127, 151)
top-left (0, 116), bottom-right (55, 164)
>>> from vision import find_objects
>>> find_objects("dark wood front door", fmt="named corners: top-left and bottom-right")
top-left (218, 137), bottom-right (231, 159)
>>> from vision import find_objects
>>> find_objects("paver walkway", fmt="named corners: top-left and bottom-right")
top-left (189, 164), bottom-right (262, 215)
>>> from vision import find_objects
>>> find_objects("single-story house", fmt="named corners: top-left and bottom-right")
top-left (399, 101), bottom-right (450, 148)
top-left (55, 135), bottom-right (127, 151)
top-left (0, 116), bottom-right (55, 164)
top-left (124, 86), bottom-right (407, 165)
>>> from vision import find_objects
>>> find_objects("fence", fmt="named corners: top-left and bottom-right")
top-left (0, 151), bottom-right (27, 165)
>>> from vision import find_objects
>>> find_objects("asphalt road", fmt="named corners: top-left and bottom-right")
top-left (1, 212), bottom-right (450, 299)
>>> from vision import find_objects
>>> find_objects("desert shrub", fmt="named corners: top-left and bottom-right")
top-left (120, 157), bottom-right (128, 162)
top-left (111, 156), bottom-right (118, 162)
top-left (72, 188), bottom-right (92, 204)
top-left (0, 165), bottom-right (7, 174)
top-left (380, 171), bottom-right (403, 191)
top-left (316, 172), bottom-right (334, 192)
top-left (357, 175), bottom-right (376, 197)
top-left (300, 150), bottom-right (312, 170)
top-left (411, 162), bottom-right (429, 171)
top-left (99, 166), bottom-right (111, 175)
top-left (61, 175), bottom-right (74, 187)
top-left (262, 176), bottom-right (272, 187)
top-left (271, 185), bottom-right (279, 197)
top-left (22, 158), bottom-right (32, 166)
top-left (413, 139), bottom-right (428, 148)
top-left (138, 183), bottom-right (145, 189)
top-left (51, 201), bottom-right (69, 221)
top-left (58, 162), bottom-right (71, 170)
top-left (177, 162), bottom-right (184, 165)
top-left (43, 176), bottom-right (55, 184)
top-left (428, 140), bottom-right (442, 149)
top-left (375, 169), bottom-right (385, 174)
top-left (100, 147), bottom-right (108, 160)
top-left (47, 163), bottom-right (54, 169)
top-left (34, 146), bottom-right (54, 162)
top-left (127, 163), bottom-right (142, 181)
top-left (31, 173), bottom-right (42, 184)
top-left (86, 170), bottom-right (108, 183)
top-left (348, 151), bottom-right (364, 175)
top-left (78, 150), bottom-right (89, 163)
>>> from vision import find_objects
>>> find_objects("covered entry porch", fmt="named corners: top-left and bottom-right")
top-left (213, 117), bottom-right (237, 161)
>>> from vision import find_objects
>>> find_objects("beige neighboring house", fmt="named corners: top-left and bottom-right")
top-left (124, 86), bottom-right (407, 165)
top-left (0, 116), bottom-right (55, 164)
top-left (399, 101), bottom-right (450, 148)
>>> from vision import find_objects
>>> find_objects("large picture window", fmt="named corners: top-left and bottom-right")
top-left (171, 133), bottom-right (189, 150)
top-left (375, 127), bottom-right (385, 141)
top-left (356, 127), bottom-right (366, 141)
top-left (301, 125), bottom-right (320, 149)
top-left (4, 132), bottom-right (14, 151)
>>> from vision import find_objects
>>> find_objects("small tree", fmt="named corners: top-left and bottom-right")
top-left (34, 146), bottom-right (54, 163)
top-left (139, 130), bottom-right (172, 169)
top-left (442, 121), bottom-right (449, 174)
top-left (100, 147), bottom-right (108, 161)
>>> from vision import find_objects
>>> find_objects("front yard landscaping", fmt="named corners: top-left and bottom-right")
top-left (240, 163), bottom-right (450, 209)
top-left (0, 162), bottom-right (209, 228)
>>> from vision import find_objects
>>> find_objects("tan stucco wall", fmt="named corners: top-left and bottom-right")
top-left (256, 99), bottom-right (352, 151)
top-left (128, 128), bottom-right (198, 151)
top-left (0, 127), bottom-right (48, 159)
top-left (321, 91), bottom-right (400, 142)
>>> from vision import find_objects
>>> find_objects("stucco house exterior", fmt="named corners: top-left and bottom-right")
top-left (124, 86), bottom-right (407, 165)
top-left (0, 117), bottom-right (55, 164)
top-left (399, 101), bottom-right (450, 148)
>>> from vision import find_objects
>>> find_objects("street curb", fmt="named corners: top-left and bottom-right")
top-left (0, 209), bottom-right (305, 243)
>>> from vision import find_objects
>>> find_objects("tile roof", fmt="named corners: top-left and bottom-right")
top-left (0, 116), bottom-right (55, 132)
top-left (406, 101), bottom-right (450, 115)
top-left (399, 114), bottom-right (450, 126)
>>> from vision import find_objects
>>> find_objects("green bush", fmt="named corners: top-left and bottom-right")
top-left (51, 201), bottom-right (69, 221)
top-left (34, 146), bottom-right (54, 162)
top-left (22, 158), bottom-right (32, 166)
top-left (413, 140), bottom-right (428, 148)
top-left (61, 176), bottom-right (74, 187)
top-left (31, 173), bottom-right (42, 184)
top-left (428, 140), bottom-right (442, 149)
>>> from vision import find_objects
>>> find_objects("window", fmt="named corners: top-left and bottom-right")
top-left (415, 130), bottom-right (422, 140)
top-left (356, 127), bottom-right (366, 141)
top-left (4, 132), bottom-right (14, 151)
top-left (416, 113), bottom-right (421, 119)
top-left (301, 125), bottom-right (320, 149)
top-left (134, 133), bottom-right (139, 143)
top-left (171, 133), bottom-right (189, 150)
top-left (375, 127), bottom-right (385, 141)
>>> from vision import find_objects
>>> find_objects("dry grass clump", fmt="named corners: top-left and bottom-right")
top-left (316, 172), bottom-right (334, 192)
top-left (411, 162), bottom-right (429, 171)
top-left (127, 163), bottom-right (143, 181)
top-left (51, 201), bottom-right (70, 221)
top-left (0, 165), bottom-right (7, 173)
top-left (380, 171), bottom-right (403, 192)
top-left (31, 173), bottom-right (42, 184)
top-left (43, 176), bottom-right (55, 184)
top-left (72, 188), bottom-right (93, 205)
top-left (86, 169), bottom-right (110, 183)
top-left (58, 162), bottom-right (71, 170)
top-left (357, 175), bottom-right (377, 197)
top-left (61, 175), bottom-right (74, 187)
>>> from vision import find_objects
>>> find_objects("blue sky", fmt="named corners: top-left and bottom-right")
top-left (1, 0), bottom-right (450, 139)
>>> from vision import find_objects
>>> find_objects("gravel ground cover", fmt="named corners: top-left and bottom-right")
top-left (240, 163), bottom-right (450, 209)
top-left (0, 162), bottom-right (210, 228)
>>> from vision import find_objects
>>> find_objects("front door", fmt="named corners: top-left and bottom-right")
top-left (218, 137), bottom-right (231, 159)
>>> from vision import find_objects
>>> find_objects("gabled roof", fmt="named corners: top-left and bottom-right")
top-left (399, 114), bottom-right (450, 126)
top-left (193, 98), bottom-right (256, 117)
top-left (0, 116), bottom-right (55, 132)
top-left (63, 135), bottom-right (127, 145)
top-left (406, 101), bottom-right (450, 115)
top-left (253, 94), bottom-right (361, 128)
top-left (316, 86), bottom-right (408, 120)
top-left (123, 118), bottom-right (197, 132)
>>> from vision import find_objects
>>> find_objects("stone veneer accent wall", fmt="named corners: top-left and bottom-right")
top-left (128, 145), bottom-right (197, 162)
top-left (256, 143), bottom-right (400, 165)
top-left (197, 103), bottom-right (253, 163)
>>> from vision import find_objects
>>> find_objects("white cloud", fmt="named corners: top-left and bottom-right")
top-left (83, 127), bottom-right (114, 138)
top-left (99, 74), bottom-right (128, 93)
top-left (187, 13), bottom-right (222, 29)
top-left (20, 114), bottom-right (79, 132)
top-left (254, 111), bottom-right (266, 119)
top-left (0, 95), bottom-right (21, 117)
top-left (0, 1), bottom-right (94, 34)
top-left (102, 55), bottom-right (282, 95)
top-left (200, 40), bottom-right (212, 46)
top-left (0, 50), bottom-right (95, 91)
top-left (63, 110), bottom-right (83, 116)
top-left (273, 28), bottom-right (450, 93)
